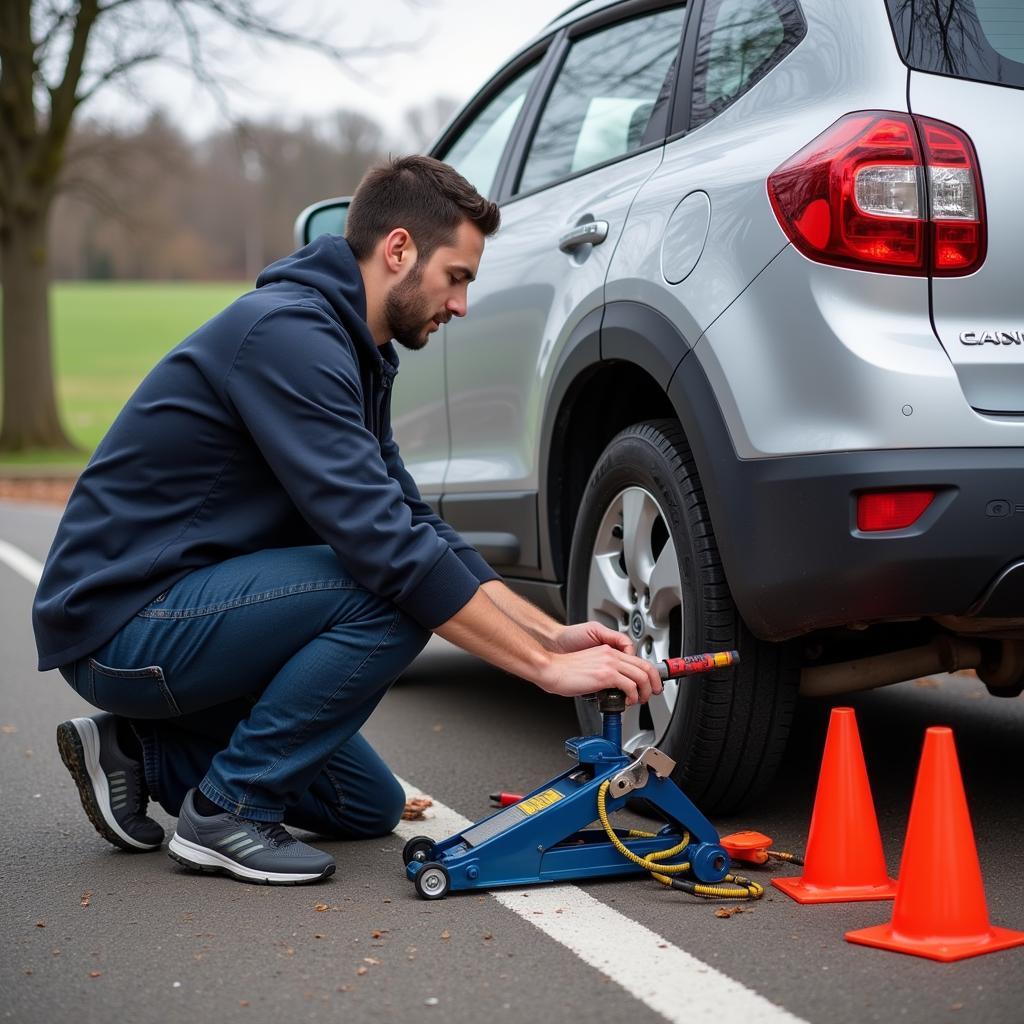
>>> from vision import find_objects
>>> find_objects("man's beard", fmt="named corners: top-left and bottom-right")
top-left (384, 263), bottom-right (435, 351)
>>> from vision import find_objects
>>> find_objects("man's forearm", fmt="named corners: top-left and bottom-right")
top-left (435, 587), bottom-right (552, 684)
top-left (480, 579), bottom-right (562, 649)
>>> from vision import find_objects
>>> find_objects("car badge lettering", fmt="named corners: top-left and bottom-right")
top-left (959, 329), bottom-right (1024, 346)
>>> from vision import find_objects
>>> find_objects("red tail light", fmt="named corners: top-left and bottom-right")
top-left (857, 490), bottom-right (935, 532)
top-left (768, 111), bottom-right (985, 276)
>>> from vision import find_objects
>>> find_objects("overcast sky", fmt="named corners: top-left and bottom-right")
top-left (83, 1), bottom-right (571, 143)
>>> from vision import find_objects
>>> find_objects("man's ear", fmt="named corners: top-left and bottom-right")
top-left (382, 228), bottom-right (417, 275)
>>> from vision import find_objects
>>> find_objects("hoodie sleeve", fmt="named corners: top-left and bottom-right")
top-left (224, 304), bottom-right (480, 629)
top-left (379, 425), bottom-right (501, 586)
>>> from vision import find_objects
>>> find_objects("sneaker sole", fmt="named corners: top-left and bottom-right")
top-left (56, 718), bottom-right (160, 852)
top-left (167, 834), bottom-right (335, 885)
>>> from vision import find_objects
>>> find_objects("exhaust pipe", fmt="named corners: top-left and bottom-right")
top-left (800, 636), bottom-right (983, 699)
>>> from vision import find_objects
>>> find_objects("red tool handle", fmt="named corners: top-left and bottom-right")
top-left (489, 791), bottom-right (524, 807)
top-left (659, 650), bottom-right (739, 680)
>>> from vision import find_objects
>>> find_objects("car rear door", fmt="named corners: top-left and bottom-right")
top-left (441, 1), bottom-right (688, 572)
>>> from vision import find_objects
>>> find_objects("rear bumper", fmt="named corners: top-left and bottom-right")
top-left (669, 355), bottom-right (1024, 640)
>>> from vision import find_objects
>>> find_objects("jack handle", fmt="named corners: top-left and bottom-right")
top-left (596, 651), bottom-right (739, 712)
top-left (658, 650), bottom-right (740, 680)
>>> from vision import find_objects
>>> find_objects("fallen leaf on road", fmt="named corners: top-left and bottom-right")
top-left (35, 921), bottom-right (45, 928)
top-left (313, 934), bottom-right (325, 940)
top-left (356, 966), bottom-right (368, 976)
top-left (483, 933), bottom-right (492, 941)
top-left (363, 957), bottom-right (381, 965)
top-left (402, 796), bottom-right (434, 821)
top-left (432, 724), bottom-right (443, 733)
top-left (440, 930), bottom-right (450, 940)
top-left (89, 971), bottom-right (102, 978)
top-left (1, 724), bottom-right (17, 734)
top-left (239, 1001), bottom-right (250, 1007)
top-left (314, 902), bottom-right (330, 912)
top-left (371, 930), bottom-right (387, 939)
top-left (80, 892), bottom-right (92, 908)
top-left (714, 905), bottom-right (748, 918)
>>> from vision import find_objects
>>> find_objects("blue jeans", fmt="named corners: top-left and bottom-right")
top-left (59, 546), bottom-right (430, 835)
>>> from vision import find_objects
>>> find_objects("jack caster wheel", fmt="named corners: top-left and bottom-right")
top-left (415, 862), bottom-right (450, 900)
top-left (403, 835), bottom-right (436, 866)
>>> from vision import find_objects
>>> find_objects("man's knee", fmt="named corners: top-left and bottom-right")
top-left (353, 771), bottom-right (407, 838)
top-left (289, 767), bottom-right (406, 839)
top-left (330, 589), bottom-right (429, 655)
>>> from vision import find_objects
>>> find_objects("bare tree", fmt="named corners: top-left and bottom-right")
top-left (402, 95), bottom-right (459, 151)
top-left (0, 0), bottom-right (415, 451)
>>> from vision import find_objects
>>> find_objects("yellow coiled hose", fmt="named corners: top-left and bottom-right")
top-left (596, 780), bottom-right (764, 900)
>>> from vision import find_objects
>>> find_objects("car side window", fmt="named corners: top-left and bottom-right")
top-left (689, 0), bottom-right (805, 130)
top-left (516, 6), bottom-right (686, 196)
top-left (440, 62), bottom-right (539, 201)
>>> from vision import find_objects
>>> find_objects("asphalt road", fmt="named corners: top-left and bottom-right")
top-left (3, 499), bottom-right (1024, 1024)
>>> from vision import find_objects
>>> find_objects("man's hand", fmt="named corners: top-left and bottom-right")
top-left (549, 620), bottom-right (635, 656)
top-left (535, 644), bottom-right (663, 705)
top-left (436, 588), bottom-right (661, 707)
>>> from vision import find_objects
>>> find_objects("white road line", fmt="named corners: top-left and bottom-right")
top-left (0, 539), bottom-right (43, 586)
top-left (394, 776), bottom-right (806, 1024)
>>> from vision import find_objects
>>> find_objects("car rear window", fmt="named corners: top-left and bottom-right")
top-left (885, 0), bottom-right (1024, 89)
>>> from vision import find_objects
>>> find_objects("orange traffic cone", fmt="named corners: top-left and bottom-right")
top-left (846, 726), bottom-right (1024, 961)
top-left (773, 707), bottom-right (897, 903)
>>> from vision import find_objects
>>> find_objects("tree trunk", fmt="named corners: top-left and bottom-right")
top-left (0, 207), bottom-right (77, 451)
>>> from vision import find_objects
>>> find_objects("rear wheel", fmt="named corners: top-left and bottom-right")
top-left (567, 419), bottom-right (798, 813)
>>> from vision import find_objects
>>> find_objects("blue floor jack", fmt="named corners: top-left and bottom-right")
top-left (404, 651), bottom-right (765, 902)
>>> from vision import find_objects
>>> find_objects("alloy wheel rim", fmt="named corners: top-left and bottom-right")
top-left (585, 485), bottom-right (684, 752)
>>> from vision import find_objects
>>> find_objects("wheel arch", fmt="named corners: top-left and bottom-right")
top-left (539, 301), bottom-right (694, 590)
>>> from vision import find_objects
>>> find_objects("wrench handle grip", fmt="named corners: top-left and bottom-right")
top-left (659, 650), bottom-right (740, 680)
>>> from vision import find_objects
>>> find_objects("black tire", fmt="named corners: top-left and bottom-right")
top-left (414, 862), bottom-right (450, 900)
top-left (402, 835), bottom-right (436, 866)
top-left (567, 419), bottom-right (798, 814)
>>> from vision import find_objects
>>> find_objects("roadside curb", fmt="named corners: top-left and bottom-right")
top-left (0, 465), bottom-right (82, 478)
top-left (0, 474), bottom-right (77, 506)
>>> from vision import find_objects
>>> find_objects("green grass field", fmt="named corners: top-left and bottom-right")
top-left (1, 282), bottom-right (249, 467)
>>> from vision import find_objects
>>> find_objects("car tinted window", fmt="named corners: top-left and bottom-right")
top-left (690, 0), bottom-right (805, 130)
top-left (885, 0), bottom-right (1024, 89)
top-left (516, 6), bottom-right (686, 195)
top-left (442, 63), bottom-right (539, 200)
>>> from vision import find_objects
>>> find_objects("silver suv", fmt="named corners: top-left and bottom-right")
top-left (297, 0), bottom-right (1024, 811)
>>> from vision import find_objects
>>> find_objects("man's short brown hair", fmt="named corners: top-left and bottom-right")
top-left (345, 155), bottom-right (500, 263)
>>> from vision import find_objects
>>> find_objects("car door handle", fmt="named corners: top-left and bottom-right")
top-left (558, 220), bottom-right (609, 253)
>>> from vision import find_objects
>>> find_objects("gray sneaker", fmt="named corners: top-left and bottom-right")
top-left (168, 789), bottom-right (335, 885)
top-left (56, 713), bottom-right (165, 852)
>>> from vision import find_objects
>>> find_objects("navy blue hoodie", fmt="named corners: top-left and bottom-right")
top-left (33, 235), bottom-right (497, 672)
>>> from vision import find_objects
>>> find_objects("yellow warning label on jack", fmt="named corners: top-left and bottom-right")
top-left (518, 789), bottom-right (564, 815)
